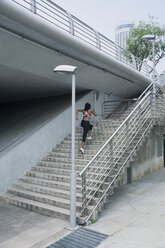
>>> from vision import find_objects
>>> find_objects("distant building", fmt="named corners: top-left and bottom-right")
top-left (115, 22), bottom-right (134, 49)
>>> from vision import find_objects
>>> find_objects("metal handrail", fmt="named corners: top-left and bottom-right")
top-left (79, 91), bottom-right (153, 221)
top-left (80, 91), bottom-right (151, 177)
top-left (79, 72), bottom-right (165, 222)
top-left (82, 72), bottom-right (165, 176)
top-left (84, 117), bottom-right (154, 222)
top-left (138, 72), bottom-right (165, 101)
top-left (11, 0), bottom-right (153, 77)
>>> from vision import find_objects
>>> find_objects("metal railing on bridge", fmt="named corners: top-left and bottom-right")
top-left (11, 0), bottom-right (153, 77)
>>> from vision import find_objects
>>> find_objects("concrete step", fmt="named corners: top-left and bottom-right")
top-left (57, 140), bottom-right (138, 152)
top-left (60, 139), bottom-right (107, 145)
top-left (69, 127), bottom-right (119, 135)
top-left (1, 190), bottom-right (87, 224)
top-left (63, 136), bottom-right (111, 142)
top-left (33, 164), bottom-right (109, 175)
top-left (52, 147), bottom-right (99, 153)
top-left (37, 161), bottom-right (83, 170)
top-left (56, 143), bottom-right (103, 150)
top-left (42, 156), bottom-right (90, 164)
top-left (94, 121), bottom-right (122, 126)
top-left (12, 181), bottom-right (82, 201)
top-left (70, 128), bottom-right (113, 135)
top-left (46, 148), bottom-right (133, 161)
top-left (70, 128), bottom-right (116, 135)
top-left (17, 175), bottom-right (109, 199)
top-left (25, 170), bottom-right (112, 187)
top-left (74, 131), bottom-right (116, 139)
top-left (49, 147), bottom-right (119, 157)
top-left (66, 133), bottom-right (114, 140)
top-left (41, 155), bottom-right (126, 167)
top-left (47, 150), bottom-right (98, 159)
top-left (19, 176), bottom-right (73, 192)
top-left (1, 193), bottom-right (74, 221)
top-left (25, 171), bottom-right (72, 183)
top-left (31, 165), bottom-right (72, 176)
top-left (62, 129), bottom-right (145, 146)
top-left (7, 187), bottom-right (82, 211)
top-left (75, 125), bottom-right (119, 132)
top-left (44, 155), bottom-right (110, 165)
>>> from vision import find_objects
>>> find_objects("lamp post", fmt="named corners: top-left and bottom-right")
top-left (141, 34), bottom-right (156, 119)
top-left (53, 65), bottom-right (78, 230)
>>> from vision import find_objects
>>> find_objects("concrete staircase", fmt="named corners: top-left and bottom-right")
top-left (1, 118), bottom-right (125, 224)
top-left (0, 91), bottom-right (157, 224)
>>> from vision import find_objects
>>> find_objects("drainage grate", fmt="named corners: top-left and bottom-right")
top-left (46, 227), bottom-right (109, 248)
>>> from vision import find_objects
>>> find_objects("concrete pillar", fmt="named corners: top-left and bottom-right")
top-left (127, 161), bottom-right (132, 184)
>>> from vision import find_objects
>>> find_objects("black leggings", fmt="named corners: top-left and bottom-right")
top-left (81, 120), bottom-right (93, 142)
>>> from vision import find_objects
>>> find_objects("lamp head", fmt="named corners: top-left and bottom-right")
top-left (141, 34), bottom-right (156, 41)
top-left (53, 65), bottom-right (77, 74)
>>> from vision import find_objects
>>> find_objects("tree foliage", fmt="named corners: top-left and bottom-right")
top-left (125, 16), bottom-right (165, 72)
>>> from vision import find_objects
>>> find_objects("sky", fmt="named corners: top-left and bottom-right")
top-left (52, 0), bottom-right (165, 73)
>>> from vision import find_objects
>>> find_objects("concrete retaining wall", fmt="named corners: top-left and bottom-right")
top-left (121, 125), bottom-right (165, 185)
top-left (132, 126), bottom-right (164, 180)
top-left (0, 90), bottom-right (117, 193)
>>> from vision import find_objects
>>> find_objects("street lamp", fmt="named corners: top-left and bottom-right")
top-left (53, 65), bottom-right (78, 230)
top-left (141, 34), bottom-right (156, 119)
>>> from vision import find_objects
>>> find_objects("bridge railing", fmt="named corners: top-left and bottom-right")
top-left (11, 0), bottom-right (153, 77)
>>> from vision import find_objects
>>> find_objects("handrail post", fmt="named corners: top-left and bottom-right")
top-left (152, 39), bottom-right (157, 120)
top-left (102, 102), bottom-right (105, 119)
top-left (152, 93), bottom-right (157, 121)
top-left (115, 44), bottom-right (121, 61)
top-left (67, 12), bottom-right (74, 35)
top-left (109, 138), bottom-right (113, 167)
top-left (95, 31), bottom-right (101, 50)
top-left (159, 96), bottom-right (163, 121)
top-left (144, 60), bottom-right (149, 76)
top-left (82, 172), bottom-right (87, 216)
top-left (130, 54), bottom-right (136, 69)
top-left (126, 120), bottom-right (129, 148)
top-left (127, 160), bottom-right (132, 184)
top-left (138, 104), bottom-right (142, 127)
top-left (163, 95), bottom-right (165, 122)
top-left (31, 0), bottom-right (36, 13)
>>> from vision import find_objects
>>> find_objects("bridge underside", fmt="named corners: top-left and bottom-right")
top-left (0, 9), bottom-right (151, 102)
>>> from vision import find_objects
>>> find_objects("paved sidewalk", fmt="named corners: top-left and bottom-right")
top-left (0, 203), bottom-right (69, 248)
top-left (0, 167), bottom-right (165, 248)
top-left (89, 167), bottom-right (165, 248)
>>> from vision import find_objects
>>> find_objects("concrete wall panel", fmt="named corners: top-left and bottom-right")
top-left (0, 90), bottom-right (110, 193)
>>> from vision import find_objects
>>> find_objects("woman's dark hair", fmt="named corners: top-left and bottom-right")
top-left (84, 103), bottom-right (91, 111)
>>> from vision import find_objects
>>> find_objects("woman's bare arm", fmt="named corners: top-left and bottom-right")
top-left (76, 109), bottom-right (84, 120)
top-left (91, 107), bottom-right (97, 116)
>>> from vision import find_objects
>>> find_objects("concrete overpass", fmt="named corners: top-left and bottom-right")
top-left (0, 0), bottom-right (152, 103)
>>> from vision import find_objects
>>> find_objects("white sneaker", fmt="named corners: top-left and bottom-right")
top-left (79, 147), bottom-right (84, 154)
top-left (87, 136), bottom-right (92, 140)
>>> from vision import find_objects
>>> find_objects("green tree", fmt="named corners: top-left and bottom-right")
top-left (125, 16), bottom-right (165, 72)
